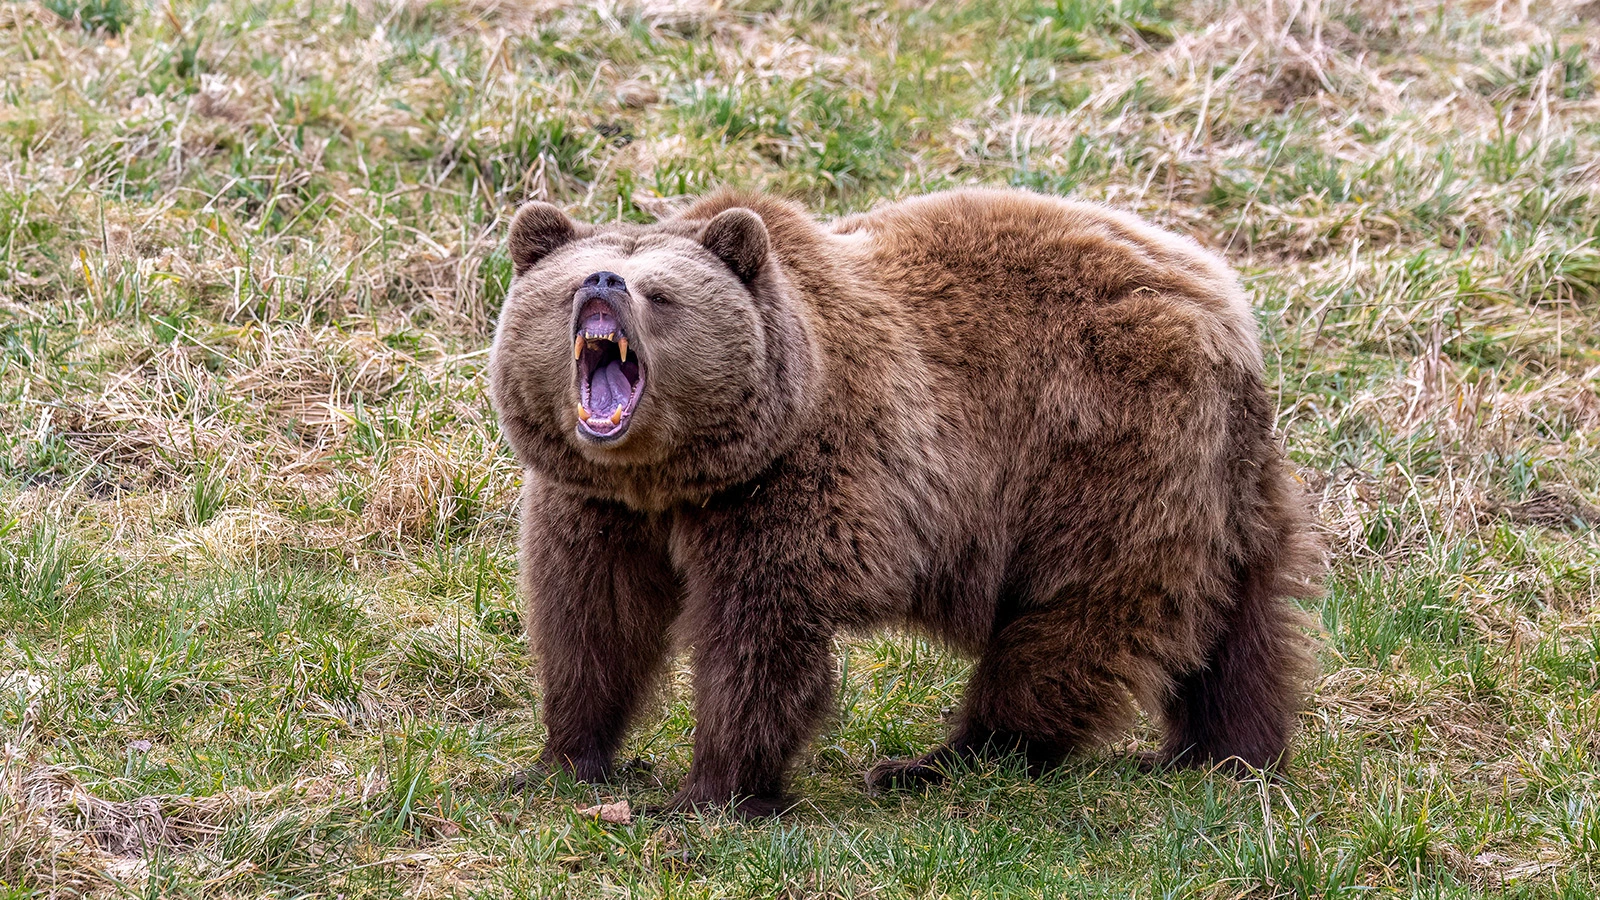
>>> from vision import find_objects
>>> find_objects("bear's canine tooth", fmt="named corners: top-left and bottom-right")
top-left (573, 335), bottom-right (583, 359)
top-left (619, 337), bottom-right (628, 362)
top-left (578, 404), bottom-right (589, 420)
top-left (608, 407), bottom-right (623, 425)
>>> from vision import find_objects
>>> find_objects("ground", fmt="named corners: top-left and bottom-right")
top-left (0, 0), bottom-right (1598, 896)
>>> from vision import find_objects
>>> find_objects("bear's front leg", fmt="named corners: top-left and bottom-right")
top-left (667, 500), bottom-right (840, 817)
top-left (519, 480), bottom-right (681, 784)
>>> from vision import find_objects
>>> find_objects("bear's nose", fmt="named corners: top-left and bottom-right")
top-left (582, 271), bottom-right (627, 291)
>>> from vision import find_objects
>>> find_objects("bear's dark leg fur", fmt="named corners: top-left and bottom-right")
top-left (868, 609), bottom-right (1131, 791)
top-left (665, 563), bottom-right (837, 815)
top-left (664, 476), bottom-right (843, 817)
top-left (1159, 553), bottom-right (1312, 771)
top-left (521, 486), bottom-right (681, 784)
top-left (670, 621), bottom-right (834, 816)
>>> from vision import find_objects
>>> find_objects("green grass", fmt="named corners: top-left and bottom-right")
top-left (1, 0), bottom-right (1599, 895)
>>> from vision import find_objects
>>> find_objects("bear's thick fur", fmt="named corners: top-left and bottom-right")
top-left (488, 188), bottom-right (1320, 816)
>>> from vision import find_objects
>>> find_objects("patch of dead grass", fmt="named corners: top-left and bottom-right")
top-left (360, 440), bottom-right (518, 543)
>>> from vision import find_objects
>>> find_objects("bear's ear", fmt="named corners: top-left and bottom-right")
top-left (508, 201), bottom-right (579, 275)
top-left (700, 208), bottom-right (769, 284)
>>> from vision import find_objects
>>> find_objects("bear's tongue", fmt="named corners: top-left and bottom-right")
top-left (587, 360), bottom-right (631, 413)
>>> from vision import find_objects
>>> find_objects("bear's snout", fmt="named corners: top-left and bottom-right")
top-left (582, 270), bottom-right (627, 291)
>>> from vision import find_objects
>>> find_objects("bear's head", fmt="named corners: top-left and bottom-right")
top-left (489, 200), bottom-right (817, 510)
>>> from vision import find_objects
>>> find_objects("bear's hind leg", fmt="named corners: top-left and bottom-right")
top-left (1159, 560), bottom-right (1314, 771)
top-left (868, 610), bottom-right (1131, 791)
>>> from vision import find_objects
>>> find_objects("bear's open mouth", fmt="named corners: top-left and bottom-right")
top-left (573, 297), bottom-right (644, 441)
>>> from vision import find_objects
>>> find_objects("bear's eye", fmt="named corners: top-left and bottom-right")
top-left (647, 292), bottom-right (672, 306)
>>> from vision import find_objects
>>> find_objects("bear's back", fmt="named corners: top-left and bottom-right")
top-left (828, 189), bottom-right (1263, 384)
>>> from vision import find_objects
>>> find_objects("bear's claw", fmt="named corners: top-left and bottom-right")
top-left (865, 757), bottom-right (950, 793)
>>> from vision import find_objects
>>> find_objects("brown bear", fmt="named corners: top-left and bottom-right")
top-left (488, 187), bottom-right (1320, 816)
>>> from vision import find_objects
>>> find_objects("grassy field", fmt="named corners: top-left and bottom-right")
top-left (1, 0), bottom-right (1598, 895)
